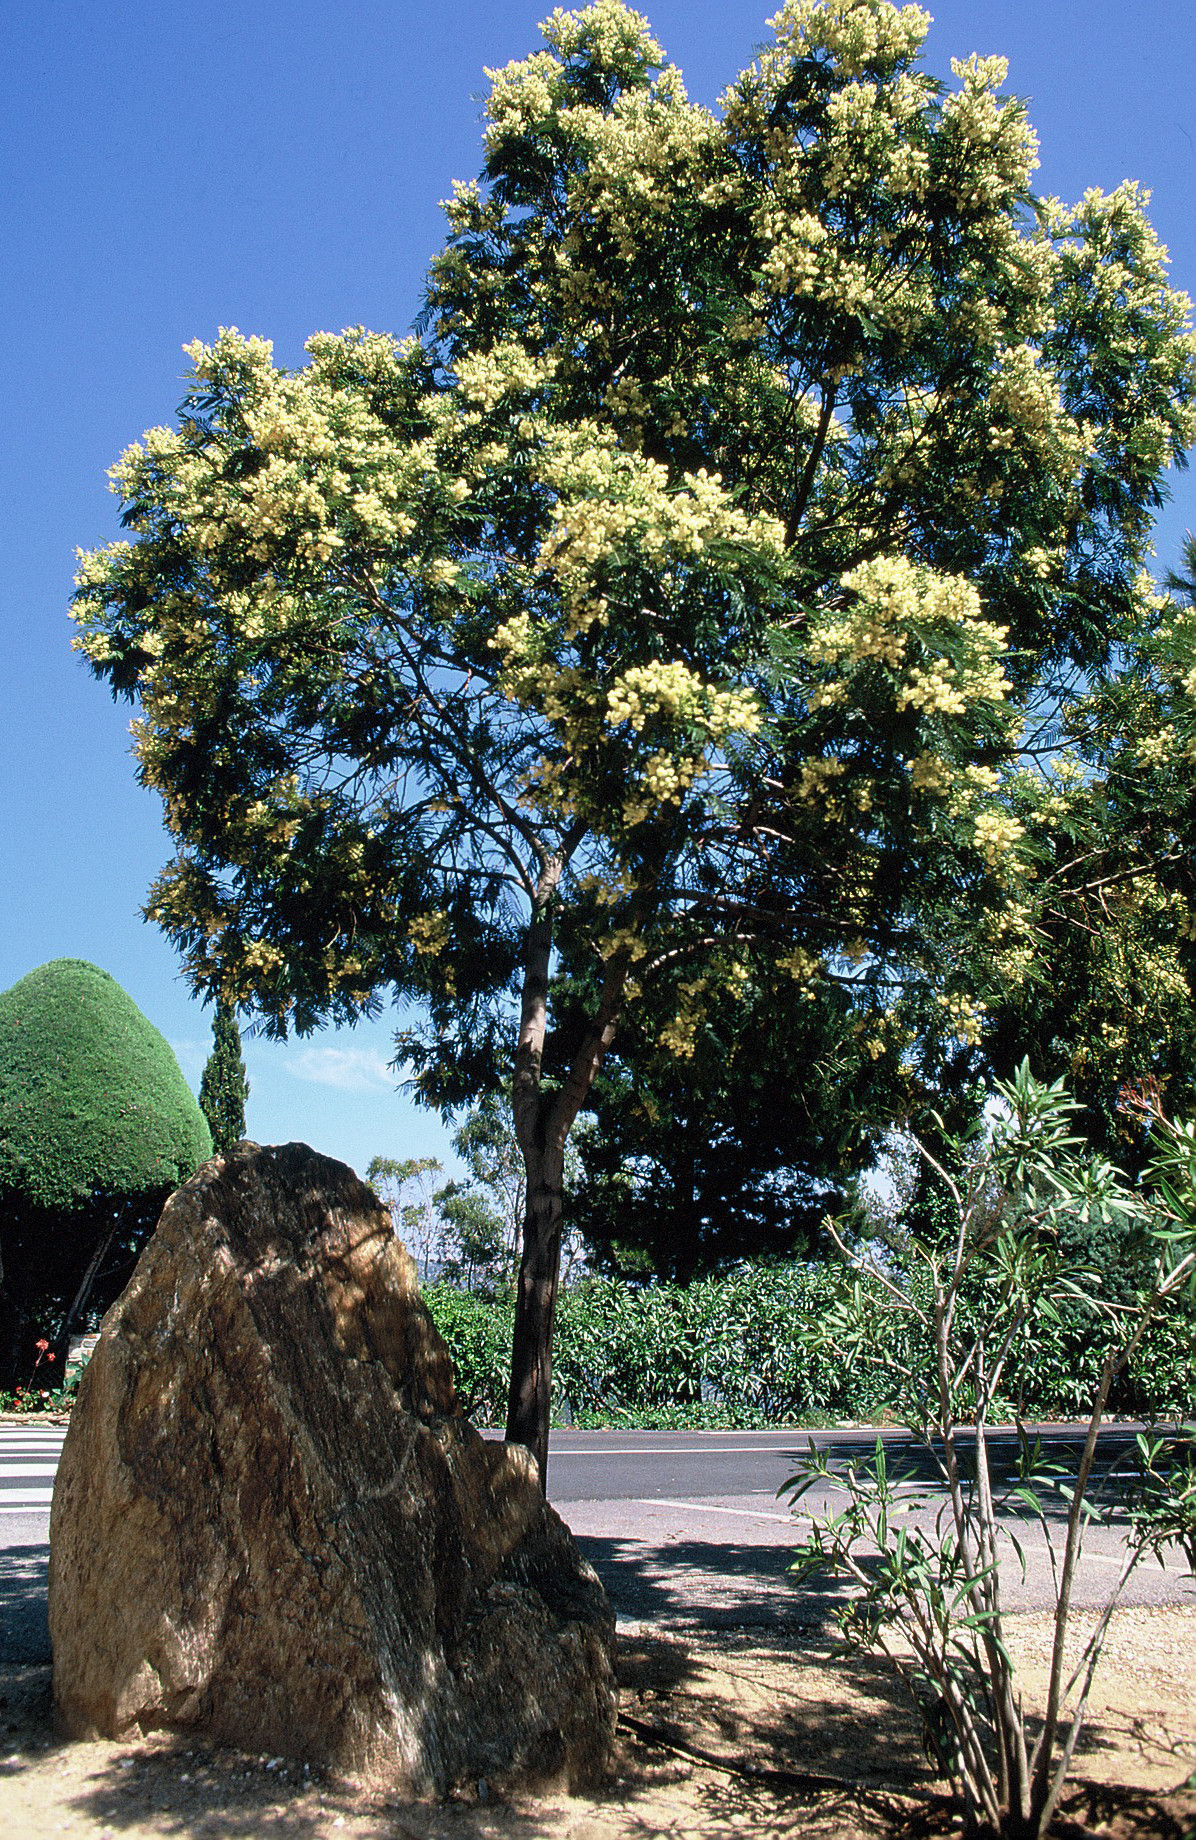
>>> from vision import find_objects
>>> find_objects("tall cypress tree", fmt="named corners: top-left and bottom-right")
top-left (199, 1000), bottom-right (249, 1153)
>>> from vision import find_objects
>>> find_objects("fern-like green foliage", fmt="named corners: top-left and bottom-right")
top-left (0, 958), bottom-right (211, 1208)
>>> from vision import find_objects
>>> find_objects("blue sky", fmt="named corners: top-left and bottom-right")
top-left (3, 0), bottom-right (1195, 1179)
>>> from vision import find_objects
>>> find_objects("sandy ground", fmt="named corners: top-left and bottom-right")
top-left (1, 1605), bottom-right (1192, 1840)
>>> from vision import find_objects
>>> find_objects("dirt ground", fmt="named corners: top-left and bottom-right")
top-left (1, 1605), bottom-right (1192, 1840)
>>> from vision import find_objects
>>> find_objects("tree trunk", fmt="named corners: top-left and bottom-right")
top-left (505, 851), bottom-right (628, 1490)
top-left (505, 1136), bottom-right (564, 1487)
top-left (59, 1206), bottom-right (124, 1356)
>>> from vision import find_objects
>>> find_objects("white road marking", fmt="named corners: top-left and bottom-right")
top-left (552, 1445), bottom-right (813, 1458)
top-left (0, 1490), bottom-right (53, 1505)
top-left (635, 1496), bottom-right (796, 1526)
top-left (0, 1466), bottom-right (59, 1478)
top-left (622, 1496), bottom-right (1179, 1577)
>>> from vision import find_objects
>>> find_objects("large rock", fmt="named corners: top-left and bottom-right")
top-left (49, 1142), bottom-right (615, 1792)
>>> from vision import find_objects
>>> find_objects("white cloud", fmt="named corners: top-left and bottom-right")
top-left (280, 1044), bottom-right (403, 1094)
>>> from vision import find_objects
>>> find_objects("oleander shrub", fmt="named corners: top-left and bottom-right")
top-left (782, 1065), bottom-right (1196, 1840)
top-left (423, 1282), bottom-right (512, 1423)
top-left (423, 1258), bottom-right (1194, 1429)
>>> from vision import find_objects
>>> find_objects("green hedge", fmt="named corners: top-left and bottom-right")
top-left (424, 1263), bottom-right (1196, 1428)
top-left (0, 959), bottom-right (211, 1210)
top-left (422, 1284), bottom-right (513, 1424)
top-left (0, 959), bottom-right (213, 1386)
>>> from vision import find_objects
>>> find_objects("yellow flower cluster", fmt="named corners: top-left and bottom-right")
top-left (541, 0), bottom-right (662, 69)
top-left (657, 975), bottom-right (712, 1058)
top-left (535, 435), bottom-right (785, 587)
top-left (908, 752), bottom-right (952, 795)
top-left (606, 659), bottom-right (760, 739)
top-left (582, 90), bottom-right (723, 264)
top-left (941, 55), bottom-right (1039, 199)
top-left (642, 750), bottom-right (698, 801)
top-left (992, 939), bottom-right (1035, 988)
top-left (482, 50), bottom-right (561, 151)
top-left (97, 327), bottom-right (464, 583)
top-left (776, 944), bottom-right (821, 986)
top-left (819, 75), bottom-right (933, 202)
top-left (658, 1011), bottom-right (699, 1059)
top-left (795, 756), bottom-right (847, 804)
top-left (899, 661), bottom-right (976, 718)
top-left (987, 344), bottom-right (1084, 486)
top-left (185, 327), bottom-right (276, 384)
top-left (597, 925), bottom-right (649, 962)
top-left (971, 808), bottom-right (1026, 876)
top-left (809, 554), bottom-right (1011, 719)
top-left (936, 991), bottom-right (985, 1048)
top-left (621, 748), bottom-right (703, 826)
top-left (408, 911), bottom-right (450, 956)
top-left (456, 342), bottom-right (557, 412)
top-left (576, 867), bottom-right (638, 906)
top-left (766, 0), bottom-right (930, 79)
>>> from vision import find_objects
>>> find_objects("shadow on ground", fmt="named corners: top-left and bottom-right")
top-left (0, 1544), bottom-right (49, 1663)
top-left (2, 1622), bottom-right (1193, 1840)
top-left (4, 1658), bottom-right (561, 1839)
top-left (577, 1538), bottom-right (1188, 1794)
top-left (741, 1425), bottom-right (1163, 1518)
top-left (577, 1528), bottom-right (849, 1633)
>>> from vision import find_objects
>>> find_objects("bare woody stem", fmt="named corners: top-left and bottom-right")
top-left (507, 849), bottom-right (630, 1490)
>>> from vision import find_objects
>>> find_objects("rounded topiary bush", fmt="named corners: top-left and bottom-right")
top-left (0, 958), bottom-right (212, 1384)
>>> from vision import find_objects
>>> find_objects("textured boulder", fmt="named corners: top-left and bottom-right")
top-left (49, 1142), bottom-right (615, 1792)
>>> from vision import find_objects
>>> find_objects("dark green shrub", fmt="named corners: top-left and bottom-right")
top-left (423, 1282), bottom-right (512, 1424)
top-left (0, 959), bottom-right (212, 1382)
top-left (422, 1259), bottom-right (1194, 1430)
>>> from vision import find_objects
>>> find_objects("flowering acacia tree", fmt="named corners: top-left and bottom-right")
top-left (72, 0), bottom-right (1196, 1483)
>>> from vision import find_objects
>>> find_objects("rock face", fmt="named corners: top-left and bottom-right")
top-left (49, 1142), bottom-right (615, 1792)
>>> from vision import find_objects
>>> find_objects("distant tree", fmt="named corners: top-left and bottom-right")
top-left (438, 1096), bottom-right (525, 1284)
top-left (978, 530), bottom-right (1196, 1180)
top-left (0, 959), bottom-right (211, 1384)
top-left (566, 961), bottom-right (911, 1281)
top-left (434, 1095), bottom-right (589, 1291)
top-left (198, 998), bottom-right (250, 1151)
top-left (435, 1187), bottom-right (509, 1291)
top-left (366, 1154), bottom-right (445, 1280)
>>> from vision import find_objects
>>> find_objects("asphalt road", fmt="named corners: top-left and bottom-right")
top-left (2, 1422), bottom-right (1191, 1664)
top-left (542, 1421), bottom-right (1153, 1502)
top-left (544, 1423), bottom-right (1195, 1631)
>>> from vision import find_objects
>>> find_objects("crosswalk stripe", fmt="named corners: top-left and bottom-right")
top-left (0, 1429), bottom-right (66, 1511)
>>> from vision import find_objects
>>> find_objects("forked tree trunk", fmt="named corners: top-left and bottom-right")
top-left (505, 862), bottom-right (627, 1490)
top-left (505, 1136), bottom-right (565, 1486)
